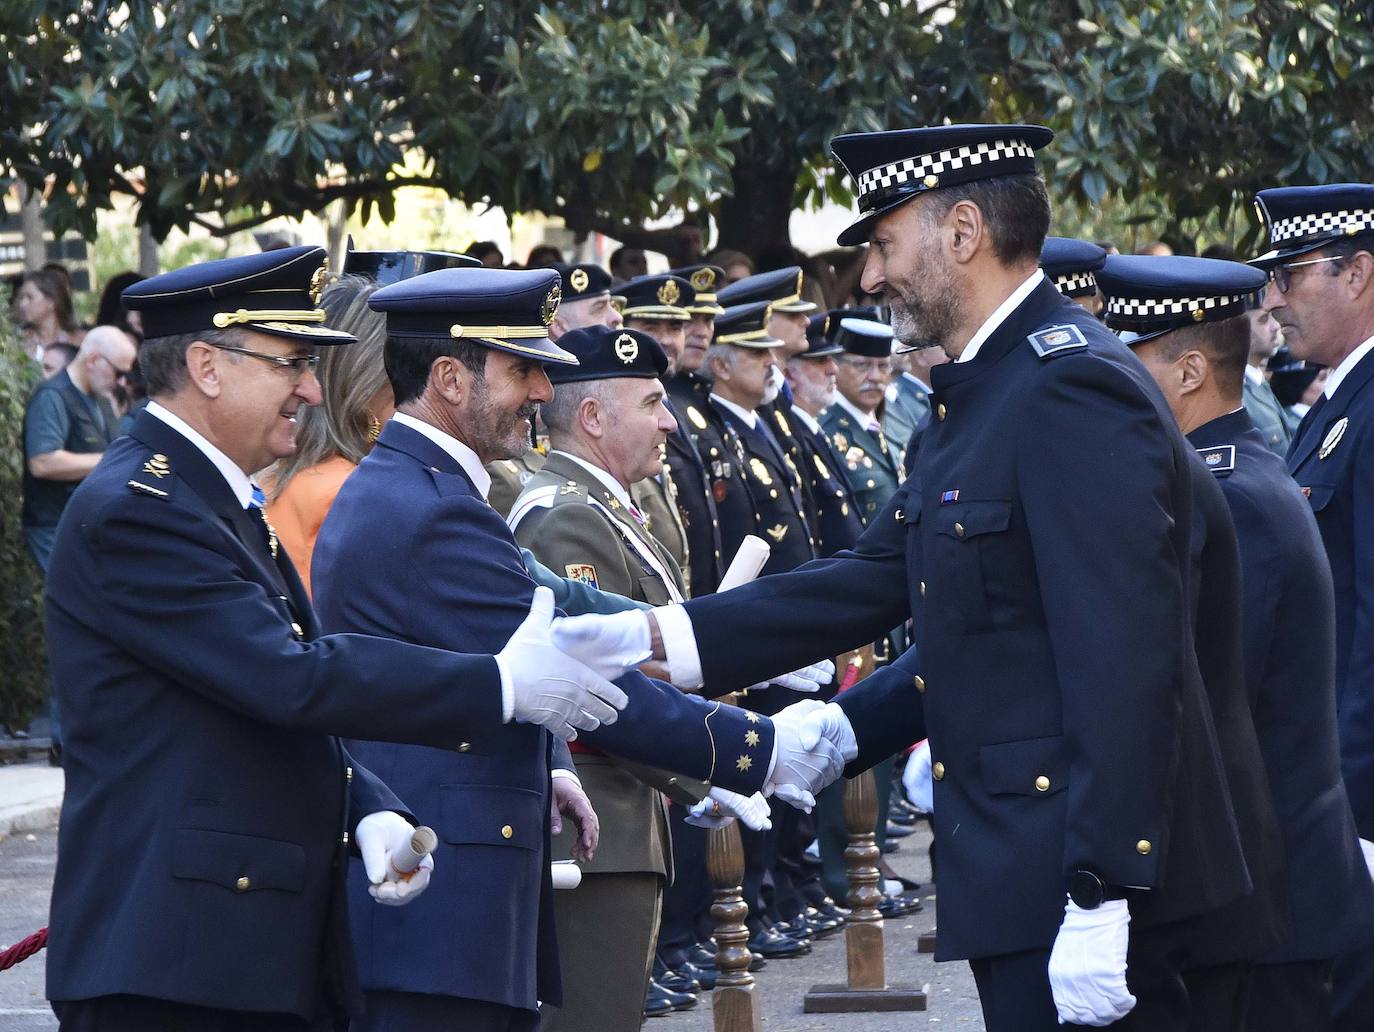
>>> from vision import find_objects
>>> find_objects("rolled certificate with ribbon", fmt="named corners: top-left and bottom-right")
top-left (552, 860), bottom-right (583, 890)
top-left (717, 535), bottom-right (770, 592)
top-left (388, 826), bottom-right (438, 879)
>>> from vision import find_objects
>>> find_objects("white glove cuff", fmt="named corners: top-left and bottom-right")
top-left (653, 604), bottom-right (704, 689)
top-left (494, 654), bottom-right (515, 723)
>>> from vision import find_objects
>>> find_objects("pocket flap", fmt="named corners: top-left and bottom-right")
top-left (935, 500), bottom-right (1011, 539)
top-left (439, 784), bottom-right (544, 850)
top-left (1304, 483), bottom-right (1336, 513)
top-left (172, 828), bottom-right (306, 893)
top-left (979, 735), bottom-right (1067, 797)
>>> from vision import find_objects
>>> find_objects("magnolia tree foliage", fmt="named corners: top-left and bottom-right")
top-left (1, 0), bottom-right (1370, 254)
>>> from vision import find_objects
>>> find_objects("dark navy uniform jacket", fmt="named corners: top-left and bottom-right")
top-left (711, 399), bottom-right (816, 574)
top-left (670, 280), bottom-right (1251, 962)
top-left (790, 407), bottom-right (865, 557)
top-left (1196, 408), bottom-right (1374, 962)
top-left (311, 421), bottom-right (774, 1012)
top-left (1181, 446), bottom-right (1287, 967)
top-left (664, 374), bottom-right (724, 595)
top-left (44, 410), bottom-right (508, 1019)
top-left (1288, 347), bottom-right (1374, 839)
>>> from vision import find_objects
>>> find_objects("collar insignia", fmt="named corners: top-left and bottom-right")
top-left (143, 454), bottom-right (171, 479)
top-left (1320, 417), bottom-right (1349, 460)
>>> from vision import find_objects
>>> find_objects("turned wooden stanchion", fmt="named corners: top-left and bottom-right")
top-left (708, 821), bottom-right (762, 1032)
top-left (803, 768), bottom-right (927, 1012)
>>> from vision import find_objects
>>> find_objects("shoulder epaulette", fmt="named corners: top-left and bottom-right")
top-left (1196, 444), bottom-right (1236, 477)
top-left (1028, 324), bottom-right (1088, 359)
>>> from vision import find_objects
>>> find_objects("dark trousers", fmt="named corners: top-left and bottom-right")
top-left (54, 995), bottom-right (338, 1032)
top-left (1245, 959), bottom-right (1332, 1032)
top-left (968, 931), bottom-right (1251, 1032)
top-left (352, 991), bottom-right (539, 1032)
top-left (740, 811), bottom-right (779, 932)
top-left (657, 804), bottom-right (711, 966)
top-left (1333, 945), bottom-right (1374, 1032)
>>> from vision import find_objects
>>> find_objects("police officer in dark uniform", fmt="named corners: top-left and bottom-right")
top-left (310, 267), bottom-right (799, 1032)
top-left (558, 123), bottom-right (1258, 1031)
top-left (1250, 183), bottom-right (1374, 1031)
top-left (1102, 252), bottom-right (1374, 1031)
top-left (42, 247), bottom-right (637, 1032)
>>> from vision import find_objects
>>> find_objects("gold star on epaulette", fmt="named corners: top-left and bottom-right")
top-left (744, 730), bottom-right (760, 747)
top-left (745, 711), bottom-right (760, 724)
top-left (736, 755), bottom-right (753, 772)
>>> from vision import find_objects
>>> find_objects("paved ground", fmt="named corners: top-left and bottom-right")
top-left (0, 767), bottom-right (984, 1031)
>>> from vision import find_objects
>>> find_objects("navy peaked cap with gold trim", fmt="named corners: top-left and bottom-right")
top-left (123, 245), bottom-right (355, 345)
top-left (1251, 183), bottom-right (1374, 266)
top-left (553, 262), bottom-right (614, 302)
top-left (835, 317), bottom-right (894, 357)
top-left (831, 123), bottom-right (1054, 246)
top-left (619, 274), bottom-right (695, 321)
top-left (668, 264), bottom-right (727, 315)
top-left (1040, 237), bottom-right (1107, 298)
top-left (717, 266), bottom-right (817, 314)
top-left (1097, 255), bottom-right (1267, 346)
top-left (803, 312), bottom-right (841, 356)
top-left (713, 301), bottom-right (780, 349)
top-left (369, 267), bottom-right (577, 365)
top-left (547, 327), bottom-right (667, 384)
top-left (342, 245), bottom-right (478, 286)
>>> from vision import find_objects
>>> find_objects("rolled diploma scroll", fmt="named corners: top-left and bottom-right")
top-left (552, 859), bottom-right (583, 890)
top-left (388, 825), bottom-right (438, 880)
top-left (716, 535), bottom-right (770, 593)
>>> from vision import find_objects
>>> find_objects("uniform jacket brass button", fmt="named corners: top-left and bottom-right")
top-left (932, 761), bottom-right (945, 781)
top-left (1035, 775), bottom-right (1050, 792)
top-left (1136, 839), bottom-right (1152, 855)
top-left (954, 522), bottom-right (966, 537)
top-left (937, 403), bottom-right (947, 421)
top-left (913, 675), bottom-right (926, 693)
top-left (236, 876), bottom-right (251, 892)
top-left (501, 825), bottom-right (514, 839)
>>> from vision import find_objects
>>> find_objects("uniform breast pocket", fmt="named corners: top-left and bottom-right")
top-left (439, 783), bottom-right (544, 851)
top-left (979, 735), bottom-right (1068, 798)
top-left (172, 828), bottom-right (306, 894)
top-left (931, 499), bottom-right (1012, 632)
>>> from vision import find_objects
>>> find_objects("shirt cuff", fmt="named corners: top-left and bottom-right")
top-left (494, 655), bottom-right (514, 723)
top-left (551, 768), bottom-right (583, 790)
top-left (654, 604), bottom-right (703, 690)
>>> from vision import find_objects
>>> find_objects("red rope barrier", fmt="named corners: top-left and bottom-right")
top-left (0, 928), bottom-right (47, 971)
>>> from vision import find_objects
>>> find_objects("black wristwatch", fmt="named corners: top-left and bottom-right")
top-left (1068, 869), bottom-right (1128, 910)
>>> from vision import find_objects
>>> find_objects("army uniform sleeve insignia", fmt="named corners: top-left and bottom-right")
top-left (565, 563), bottom-right (599, 587)
top-left (1320, 416), bottom-right (1349, 460)
top-left (1028, 324), bottom-right (1088, 358)
top-left (1196, 444), bottom-right (1236, 477)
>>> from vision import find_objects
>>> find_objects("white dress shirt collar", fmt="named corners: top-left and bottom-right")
top-left (789, 405), bottom-right (821, 435)
top-left (1244, 363), bottom-right (1265, 387)
top-left (710, 393), bottom-right (757, 430)
top-left (1324, 334), bottom-right (1374, 399)
top-left (553, 450), bottom-right (634, 512)
top-left (145, 400), bottom-right (255, 509)
top-left (955, 269), bottom-right (1046, 364)
top-left (830, 391), bottom-right (880, 432)
top-left (391, 412), bottom-right (493, 500)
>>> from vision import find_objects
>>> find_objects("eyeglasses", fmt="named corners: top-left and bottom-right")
top-left (211, 343), bottom-right (320, 375)
top-left (1268, 254), bottom-right (1345, 294)
top-left (96, 355), bottom-right (134, 380)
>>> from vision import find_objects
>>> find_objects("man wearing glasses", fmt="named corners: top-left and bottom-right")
top-left (821, 317), bottom-right (903, 523)
top-left (1254, 183), bottom-right (1374, 1031)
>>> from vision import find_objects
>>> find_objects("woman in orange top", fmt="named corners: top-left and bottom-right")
top-left (264, 276), bottom-right (392, 596)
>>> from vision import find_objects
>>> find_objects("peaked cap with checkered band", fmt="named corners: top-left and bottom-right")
top-left (1250, 184), bottom-right (1374, 267)
top-left (830, 123), bottom-right (1054, 246)
top-left (1040, 237), bottom-right (1107, 298)
top-left (1097, 254), bottom-right (1267, 346)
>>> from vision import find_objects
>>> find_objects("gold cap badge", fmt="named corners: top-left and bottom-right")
top-left (614, 333), bottom-right (639, 364)
top-left (657, 279), bottom-right (681, 306)
top-left (309, 258), bottom-right (329, 306)
top-left (690, 268), bottom-right (715, 291)
top-left (542, 284), bottom-right (562, 325)
top-left (570, 268), bottom-right (589, 292)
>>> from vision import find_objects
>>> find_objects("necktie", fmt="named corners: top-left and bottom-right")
top-left (628, 503), bottom-right (647, 527)
top-left (247, 484), bottom-right (279, 560)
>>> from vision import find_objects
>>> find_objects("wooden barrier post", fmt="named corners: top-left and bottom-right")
top-left (803, 769), bottom-right (927, 1013)
top-left (708, 821), bottom-right (762, 1032)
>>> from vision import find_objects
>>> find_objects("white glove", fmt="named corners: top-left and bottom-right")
top-left (356, 811), bottom-right (434, 906)
top-left (1047, 897), bottom-right (1136, 1026)
top-left (902, 740), bottom-right (933, 813)
top-left (550, 609), bottom-right (653, 681)
top-left (796, 701), bottom-right (859, 764)
top-left (685, 787), bottom-right (773, 831)
top-left (498, 587), bottom-right (630, 740)
top-left (765, 701), bottom-right (847, 812)
top-left (1360, 838), bottom-right (1374, 883)
top-left (746, 659), bottom-right (836, 694)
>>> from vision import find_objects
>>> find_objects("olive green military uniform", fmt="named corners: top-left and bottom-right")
top-left (486, 445), bottom-right (547, 519)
